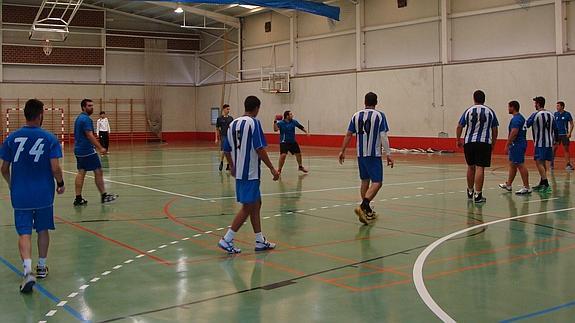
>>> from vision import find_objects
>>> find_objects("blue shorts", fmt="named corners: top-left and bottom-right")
top-left (76, 153), bottom-right (102, 171)
top-left (358, 157), bottom-right (383, 183)
top-left (534, 147), bottom-right (553, 161)
top-left (236, 179), bottom-right (261, 204)
top-left (509, 143), bottom-right (526, 164)
top-left (14, 207), bottom-right (55, 235)
top-left (220, 137), bottom-right (228, 151)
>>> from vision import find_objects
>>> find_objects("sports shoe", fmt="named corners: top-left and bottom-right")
top-left (73, 198), bottom-right (88, 207)
top-left (101, 193), bottom-right (118, 204)
top-left (539, 185), bottom-right (552, 193)
top-left (298, 166), bottom-right (308, 173)
top-left (474, 193), bottom-right (486, 204)
top-left (219, 161), bottom-right (223, 171)
top-left (19, 273), bottom-right (36, 293)
top-left (36, 265), bottom-right (48, 279)
top-left (515, 187), bottom-right (532, 195)
top-left (218, 238), bottom-right (241, 254)
top-left (466, 188), bottom-right (474, 200)
top-left (566, 164), bottom-right (574, 171)
top-left (498, 183), bottom-right (512, 192)
top-left (255, 238), bottom-right (276, 251)
top-left (366, 211), bottom-right (378, 222)
top-left (354, 207), bottom-right (369, 225)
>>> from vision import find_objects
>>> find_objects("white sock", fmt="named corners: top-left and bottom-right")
top-left (38, 258), bottom-right (47, 268)
top-left (23, 259), bottom-right (32, 275)
top-left (223, 229), bottom-right (236, 242)
top-left (255, 232), bottom-right (264, 243)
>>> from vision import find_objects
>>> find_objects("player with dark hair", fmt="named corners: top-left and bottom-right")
top-left (215, 104), bottom-right (233, 171)
top-left (339, 92), bottom-right (394, 224)
top-left (0, 99), bottom-right (65, 293)
top-left (456, 90), bottom-right (499, 203)
top-left (218, 96), bottom-right (280, 254)
top-left (553, 101), bottom-right (574, 170)
top-left (499, 100), bottom-right (531, 195)
top-left (273, 110), bottom-right (309, 173)
top-left (73, 99), bottom-right (117, 206)
top-left (527, 96), bottom-right (556, 192)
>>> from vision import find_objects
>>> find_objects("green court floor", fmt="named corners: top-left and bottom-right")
top-left (1, 143), bottom-right (574, 322)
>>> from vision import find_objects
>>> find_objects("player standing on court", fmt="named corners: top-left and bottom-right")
top-left (218, 96), bottom-right (280, 254)
top-left (499, 101), bottom-right (531, 195)
top-left (527, 96), bottom-right (556, 192)
top-left (0, 99), bottom-right (65, 293)
top-left (338, 92), bottom-right (394, 225)
top-left (553, 101), bottom-right (574, 170)
top-left (73, 99), bottom-right (117, 206)
top-left (273, 110), bottom-right (309, 173)
top-left (215, 104), bottom-right (233, 172)
top-left (456, 90), bottom-right (499, 203)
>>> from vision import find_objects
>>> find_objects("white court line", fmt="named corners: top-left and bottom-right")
top-left (525, 197), bottom-right (560, 203)
top-left (62, 170), bottom-right (208, 201)
top-left (207, 177), bottom-right (466, 200)
top-left (413, 207), bottom-right (575, 323)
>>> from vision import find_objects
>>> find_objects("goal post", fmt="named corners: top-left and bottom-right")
top-left (6, 107), bottom-right (66, 148)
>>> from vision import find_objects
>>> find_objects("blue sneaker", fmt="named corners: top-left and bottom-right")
top-left (255, 238), bottom-right (276, 251)
top-left (218, 238), bottom-right (241, 254)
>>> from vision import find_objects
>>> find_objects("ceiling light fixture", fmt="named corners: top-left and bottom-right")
top-left (174, 6), bottom-right (183, 13)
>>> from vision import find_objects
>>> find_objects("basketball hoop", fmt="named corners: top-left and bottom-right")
top-left (43, 40), bottom-right (53, 56)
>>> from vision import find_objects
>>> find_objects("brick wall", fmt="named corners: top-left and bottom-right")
top-left (3, 45), bottom-right (104, 65)
top-left (2, 5), bottom-right (105, 28)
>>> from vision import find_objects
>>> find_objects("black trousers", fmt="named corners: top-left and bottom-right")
top-left (99, 131), bottom-right (109, 150)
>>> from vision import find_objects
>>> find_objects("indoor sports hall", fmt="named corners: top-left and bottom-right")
top-left (1, 1), bottom-right (574, 322)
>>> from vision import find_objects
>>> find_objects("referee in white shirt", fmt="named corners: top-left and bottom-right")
top-left (96, 111), bottom-right (110, 151)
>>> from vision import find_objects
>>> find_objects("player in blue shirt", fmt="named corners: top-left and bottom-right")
top-left (218, 96), bottom-right (280, 254)
top-left (73, 99), bottom-right (117, 206)
top-left (499, 101), bottom-right (531, 195)
top-left (339, 92), bottom-right (394, 225)
top-left (553, 101), bottom-right (574, 170)
top-left (456, 90), bottom-right (499, 203)
top-left (0, 99), bottom-right (65, 293)
top-left (527, 96), bottom-right (557, 192)
top-left (273, 110), bottom-right (309, 173)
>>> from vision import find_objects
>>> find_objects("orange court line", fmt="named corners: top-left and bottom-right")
top-left (56, 216), bottom-right (173, 267)
top-left (358, 240), bottom-right (575, 292)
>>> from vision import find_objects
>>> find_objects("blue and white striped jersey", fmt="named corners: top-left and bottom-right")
top-left (527, 110), bottom-right (556, 148)
top-left (348, 109), bottom-right (390, 157)
top-left (224, 116), bottom-right (267, 181)
top-left (459, 105), bottom-right (499, 144)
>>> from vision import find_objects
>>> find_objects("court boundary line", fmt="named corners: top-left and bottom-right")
top-left (412, 206), bottom-right (575, 323)
top-left (207, 177), bottom-right (466, 200)
top-left (62, 170), bottom-right (208, 201)
top-left (500, 299), bottom-right (575, 322)
top-left (0, 255), bottom-right (88, 322)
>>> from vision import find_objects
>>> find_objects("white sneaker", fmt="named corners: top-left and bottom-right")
top-left (498, 183), bottom-right (512, 191)
top-left (515, 187), bottom-right (532, 195)
top-left (20, 273), bottom-right (36, 293)
top-left (218, 238), bottom-right (241, 254)
top-left (255, 238), bottom-right (276, 251)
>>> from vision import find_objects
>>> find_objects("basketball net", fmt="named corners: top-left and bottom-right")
top-left (43, 39), bottom-right (53, 56)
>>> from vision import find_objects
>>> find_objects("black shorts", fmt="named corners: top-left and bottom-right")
top-left (464, 142), bottom-right (492, 167)
top-left (280, 142), bottom-right (301, 155)
top-left (555, 135), bottom-right (570, 146)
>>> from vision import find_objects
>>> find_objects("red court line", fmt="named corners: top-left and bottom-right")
top-left (326, 236), bottom-right (560, 282)
top-left (358, 240), bottom-right (575, 292)
top-left (56, 216), bottom-right (172, 267)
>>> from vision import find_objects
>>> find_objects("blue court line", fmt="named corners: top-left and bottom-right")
top-left (0, 255), bottom-right (88, 322)
top-left (500, 300), bottom-right (575, 322)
